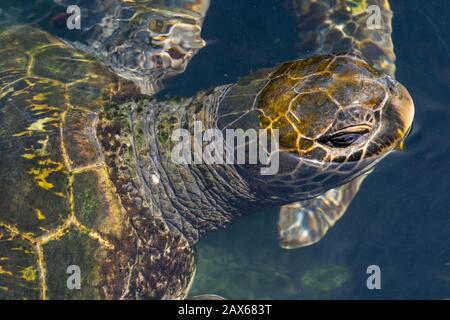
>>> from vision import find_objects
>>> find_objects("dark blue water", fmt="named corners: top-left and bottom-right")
top-left (2, 0), bottom-right (449, 299)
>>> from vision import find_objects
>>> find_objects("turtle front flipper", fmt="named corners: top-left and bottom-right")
top-left (288, 0), bottom-right (395, 76)
top-left (52, 0), bottom-right (211, 94)
top-left (278, 174), bottom-right (367, 249)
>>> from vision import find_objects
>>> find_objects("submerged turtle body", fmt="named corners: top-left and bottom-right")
top-left (0, 26), bottom-right (194, 299)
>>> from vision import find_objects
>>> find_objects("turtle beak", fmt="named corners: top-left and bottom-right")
top-left (390, 83), bottom-right (415, 151)
top-left (395, 124), bottom-right (413, 151)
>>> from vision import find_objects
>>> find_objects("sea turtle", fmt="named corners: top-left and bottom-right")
top-left (0, 0), bottom-right (414, 300)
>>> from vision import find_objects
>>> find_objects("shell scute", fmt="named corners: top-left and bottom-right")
top-left (0, 26), bottom-right (127, 299)
top-left (0, 225), bottom-right (41, 299)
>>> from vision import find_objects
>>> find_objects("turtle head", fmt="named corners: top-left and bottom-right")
top-left (216, 54), bottom-right (414, 201)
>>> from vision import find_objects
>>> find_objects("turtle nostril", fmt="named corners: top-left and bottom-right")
top-left (385, 76), bottom-right (399, 95)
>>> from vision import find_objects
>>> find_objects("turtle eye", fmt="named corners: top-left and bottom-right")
top-left (318, 126), bottom-right (370, 148)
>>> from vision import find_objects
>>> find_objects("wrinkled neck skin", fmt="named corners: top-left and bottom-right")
top-left (125, 86), bottom-right (261, 244)
top-left (112, 85), bottom-right (305, 245)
